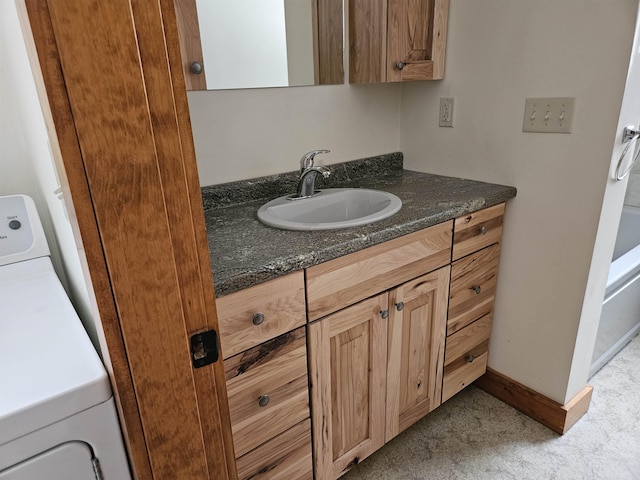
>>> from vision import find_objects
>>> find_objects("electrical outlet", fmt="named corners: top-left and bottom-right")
top-left (523, 97), bottom-right (575, 133)
top-left (439, 97), bottom-right (454, 127)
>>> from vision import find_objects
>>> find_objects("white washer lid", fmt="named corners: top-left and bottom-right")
top-left (0, 257), bottom-right (111, 446)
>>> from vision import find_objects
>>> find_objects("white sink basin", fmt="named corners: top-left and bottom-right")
top-left (257, 188), bottom-right (402, 231)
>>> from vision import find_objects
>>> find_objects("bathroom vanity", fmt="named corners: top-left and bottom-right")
top-left (203, 154), bottom-right (516, 480)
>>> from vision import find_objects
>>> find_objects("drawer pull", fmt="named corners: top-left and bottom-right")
top-left (258, 395), bottom-right (270, 407)
top-left (252, 312), bottom-right (265, 326)
top-left (471, 285), bottom-right (482, 295)
top-left (465, 354), bottom-right (475, 363)
top-left (479, 226), bottom-right (488, 235)
top-left (381, 310), bottom-right (389, 319)
top-left (395, 302), bottom-right (404, 311)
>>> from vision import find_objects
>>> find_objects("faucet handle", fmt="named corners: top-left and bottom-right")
top-left (299, 149), bottom-right (330, 171)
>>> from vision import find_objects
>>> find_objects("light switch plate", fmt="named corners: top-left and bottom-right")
top-left (523, 97), bottom-right (575, 133)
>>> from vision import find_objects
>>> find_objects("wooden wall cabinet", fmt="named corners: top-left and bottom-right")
top-left (349, 0), bottom-right (450, 84)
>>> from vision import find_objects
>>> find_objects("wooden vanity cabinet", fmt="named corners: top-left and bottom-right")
top-left (349, 0), bottom-right (450, 84)
top-left (216, 272), bottom-right (313, 480)
top-left (307, 223), bottom-right (452, 480)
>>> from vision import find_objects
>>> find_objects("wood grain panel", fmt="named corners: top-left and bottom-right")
top-left (317, 0), bottom-right (344, 84)
top-left (306, 222), bottom-right (452, 321)
top-left (27, 1), bottom-right (236, 477)
top-left (385, 267), bottom-right (449, 441)
top-left (158, 0), bottom-right (237, 475)
top-left (430, 0), bottom-right (449, 79)
top-left (444, 315), bottom-right (492, 366)
top-left (448, 243), bottom-right (501, 335)
top-left (217, 272), bottom-right (306, 359)
top-left (308, 294), bottom-right (388, 480)
top-left (387, 0), bottom-right (431, 82)
top-left (235, 419), bottom-right (313, 480)
top-left (452, 203), bottom-right (504, 261)
top-left (348, 0), bottom-right (387, 83)
top-left (225, 328), bottom-right (309, 458)
top-left (174, 0), bottom-right (207, 90)
top-left (476, 369), bottom-right (593, 434)
top-left (442, 350), bottom-right (488, 402)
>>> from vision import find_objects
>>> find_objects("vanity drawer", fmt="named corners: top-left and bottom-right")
top-left (216, 271), bottom-right (306, 359)
top-left (225, 327), bottom-right (310, 458)
top-left (452, 203), bottom-right (504, 261)
top-left (306, 221), bottom-right (453, 321)
top-left (442, 315), bottom-right (492, 402)
top-left (448, 242), bottom-right (501, 335)
top-left (236, 419), bottom-right (313, 480)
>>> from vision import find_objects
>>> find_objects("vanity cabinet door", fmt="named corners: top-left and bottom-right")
top-left (385, 266), bottom-right (449, 442)
top-left (308, 294), bottom-right (388, 480)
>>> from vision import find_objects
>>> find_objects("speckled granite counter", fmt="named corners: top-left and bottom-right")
top-left (202, 153), bottom-right (516, 297)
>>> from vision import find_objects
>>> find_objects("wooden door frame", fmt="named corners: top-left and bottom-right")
top-left (16, 1), bottom-right (236, 478)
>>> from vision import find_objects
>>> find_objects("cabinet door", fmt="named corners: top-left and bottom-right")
top-left (386, 0), bottom-right (449, 82)
top-left (308, 294), bottom-right (388, 480)
top-left (385, 266), bottom-right (450, 441)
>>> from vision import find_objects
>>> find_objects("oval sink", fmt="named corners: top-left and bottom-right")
top-left (257, 188), bottom-right (402, 231)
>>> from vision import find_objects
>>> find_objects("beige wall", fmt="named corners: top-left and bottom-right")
top-left (399, 0), bottom-right (639, 403)
top-left (189, 83), bottom-right (402, 186)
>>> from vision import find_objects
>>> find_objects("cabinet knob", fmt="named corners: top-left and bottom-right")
top-left (479, 226), bottom-right (488, 235)
top-left (395, 302), bottom-right (404, 311)
top-left (190, 61), bottom-right (203, 74)
top-left (395, 61), bottom-right (406, 70)
top-left (258, 395), bottom-right (270, 407)
top-left (380, 310), bottom-right (389, 319)
top-left (252, 312), bottom-right (265, 326)
top-left (471, 285), bottom-right (482, 295)
top-left (465, 354), bottom-right (475, 363)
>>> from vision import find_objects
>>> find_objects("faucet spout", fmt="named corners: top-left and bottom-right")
top-left (292, 165), bottom-right (331, 199)
top-left (288, 150), bottom-right (331, 200)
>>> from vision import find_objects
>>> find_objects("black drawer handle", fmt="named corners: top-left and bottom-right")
top-left (381, 310), bottom-right (389, 319)
top-left (258, 395), bottom-right (270, 407)
top-left (471, 285), bottom-right (482, 295)
top-left (465, 354), bottom-right (475, 363)
top-left (396, 302), bottom-right (404, 311)
top-left (479, 226), bottom-right (488, 235)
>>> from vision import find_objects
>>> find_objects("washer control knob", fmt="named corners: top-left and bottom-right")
top-left (8, 220), bottom-right (21, 230)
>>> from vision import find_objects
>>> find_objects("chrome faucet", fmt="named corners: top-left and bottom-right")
top-left (291, 150), bottom-right (331, 199)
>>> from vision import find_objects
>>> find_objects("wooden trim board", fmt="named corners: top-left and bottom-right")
top-left (475, 368), bottom-right (593, 434)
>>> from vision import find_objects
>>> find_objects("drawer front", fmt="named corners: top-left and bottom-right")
top-left (225, 328), bottom-right (310, 458)
top-left (236, 419), bottom-right (313, 480)
top-left (216, 271), bottom-right (306, 359)
top-left (448, 242), bottom-right (501, 335)
top-left (306, 221), bottom-right (453, 321)
top-left (452, 203), bottom-right (504, 261)
top-left (442, 315), bottom-right (492, 402)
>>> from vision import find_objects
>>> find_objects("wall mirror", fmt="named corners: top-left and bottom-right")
top-left (175, 0), bottom-right (344, 91)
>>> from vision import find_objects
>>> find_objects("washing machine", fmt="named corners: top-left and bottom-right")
top-left (0, 194), bottom-right (131, 479)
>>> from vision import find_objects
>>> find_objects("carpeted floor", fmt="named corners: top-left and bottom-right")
top-left (342, 334), bottom-right (640, 480)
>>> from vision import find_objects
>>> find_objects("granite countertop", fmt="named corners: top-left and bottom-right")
top-left (202, 153), bottom-right (517, 297)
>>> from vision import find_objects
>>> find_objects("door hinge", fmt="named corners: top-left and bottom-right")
top-left (190, 330), bottom-right (219, 368)
top-left (92, 457), bottom-right (104, 480)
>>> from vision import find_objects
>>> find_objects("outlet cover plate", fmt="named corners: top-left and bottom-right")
top-left (439, 97), bottom-right (454, 127)
top-left (523, 97), bottom-right (575, 133)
